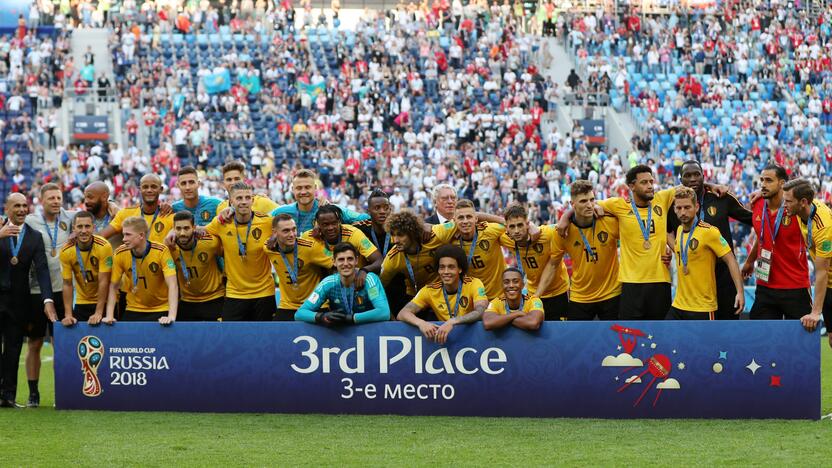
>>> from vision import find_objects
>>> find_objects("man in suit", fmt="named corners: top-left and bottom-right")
top-left (0, 193), bottom-right (55, 408)
top-left (425, 184), bottom-right (457, 225)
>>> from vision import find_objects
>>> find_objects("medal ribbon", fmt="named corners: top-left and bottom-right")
top-left (371, 229), bottom-right (390, 257)
top-left (460, 230), bottom-right (478, 266)
top-left (131, 241), bottom-right (151, 292)
top-left (43, 214), bottom-right (59, 253)
top-left (629, 191), bottom-right (653, 244)
top-left (759, 199), bottom-right (785, 252)
top-left (234, 215), bottom-right (253, 256)
top-left (576, 217), bottom-right (597, 263)
top-left (9, 224), bottom-right (26, 260)
top-left (679, 216), bottom-right (698, 272)
top-left (279, 241), bottom-right (300, 285)
top-left (442, 279), bottom-right (463, 319)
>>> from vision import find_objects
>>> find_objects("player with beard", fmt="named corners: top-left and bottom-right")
top-left (169, 211), bottom-right (225, 321)
top-left (265, 214), bottom-right (333, 321)
top-left (667, 188), bottom-right (745, 320)
top-left (380, 210), bottom-right (445, 317)
top-left (100, 174), bottom-right (174, 244)
top-left (666, 160), bottom-right (752, 319)
top-left (742, 165), bottom-right (811, 320)
top-left (782, 179), bottom-right (831, 337)
top-left (271, 169), bottom-right (368, 233)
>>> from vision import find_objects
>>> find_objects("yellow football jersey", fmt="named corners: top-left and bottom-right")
top-left (205, 212), bottom-right (274, 299)
top-left (379, 228), bottom-right (446, 297)
top-left (111, 242), bottom-right (177, 312)
top-left (169, 232), bottom-right (225, 303)
top-left (411, 276), bottom-right (488, 322)
top-left (552, 215), bottom-right (622, 303)
top-left (432, 221), bottom-right (506, 299)
top-left (108, 206), bottom-right (174, 244)
top-left (265, 237), bottom-right (333, 309)
top-left (599, 188), bottom-right (675, 284)
top-left (301, 225), bottom-right (378, 266)
top-left (485, 294), bottom-right (545, 316)
top-left (797, 200), bottom-right (832, 287)
top-left (60, 236), bottom-right (113, 305)
top-left (498, 225), bottom-right (569, 298)
top-left (216, 195), bottom-right (279, 216)
top-left (672, 222), bottom-right (732, 312)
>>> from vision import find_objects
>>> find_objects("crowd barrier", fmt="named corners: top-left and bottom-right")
top-left (55, 321), bottom-right (820, 419)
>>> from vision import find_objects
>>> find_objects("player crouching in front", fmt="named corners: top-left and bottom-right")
top-left (296, 243), bottom-right (390, 325)
top-left (482, 268), bottom-right (545, 331)
top-left (397, 245), bottom-right (488, 344)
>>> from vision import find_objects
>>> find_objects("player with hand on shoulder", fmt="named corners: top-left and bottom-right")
top-left (271, 169), bottom-right (369, 233)
top-left (667, 188), bottom-right (744, 320)
top-left (482, 268), bottom-right (544, 331)
top-left (60, 211), bottom-right (112, 326)
top-left (216, 161), bottom-right (279, 215)
top-left (296, 242), bottom-right (390, 325)
top-left (170, 211), bottom-right (225, 321)
top-left (397, 245), bottom-right (488, 344)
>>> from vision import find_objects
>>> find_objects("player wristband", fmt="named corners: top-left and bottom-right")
top-left (43, 299), bottom-right (54, 304)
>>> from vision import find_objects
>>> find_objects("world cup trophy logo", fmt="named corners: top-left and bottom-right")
top-left (77, 336), bottom-right (104, 397)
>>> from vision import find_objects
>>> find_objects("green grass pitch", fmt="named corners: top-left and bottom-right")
top-left (3, 341), bottom-right (832, 465)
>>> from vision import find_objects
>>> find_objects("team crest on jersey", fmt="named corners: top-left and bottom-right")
top-left (201, 211), bottom-right (211, 221)
top-left (598, 231), bottom-right (609, 243)
top-left (707, 206), bottom-right (717, 217)
top-left (90, 256), bottom-right (99, 267)
top-left (149, 262), bottom-right (160, 273)
top-left (653, 206), bottom-right (663, 216)
top-left (533, 243), bottom-right (544, 253)
top-left (459, 296), bottom-right (470, 308)
top-left (154, 222), bottom-right (164, 233)
top-left (252, 228), bottom-right (263, 240)
top-left (782, 216), bottom-right (792, 226)
top-left (198, 252), bottom-right (209, 263)
top-left (59, 221), bottom-right (68, 231)
top-left (479, 240), bottom-right (490, 251)
top-left (689, 239), bottom-right (700, 251)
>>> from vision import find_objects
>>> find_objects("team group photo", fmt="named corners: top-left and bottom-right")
top-left (1, 0), bottom-right (832, 465)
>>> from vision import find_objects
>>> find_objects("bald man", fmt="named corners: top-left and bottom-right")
top-left (99, 174), bottom-right (175, 244)
top-left (0, 193), bottom-right (55, 408)
top-left (84, 182), bottom-right (114, 233)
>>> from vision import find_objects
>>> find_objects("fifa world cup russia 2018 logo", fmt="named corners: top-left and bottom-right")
top-left (78, 336), bottom-right (104, 397)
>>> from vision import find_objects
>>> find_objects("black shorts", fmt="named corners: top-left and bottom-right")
top-left (122, 311), bottom-right (167, 322)
top-left (26, 294), bottom-right (65, 340)
top-left (274, 308), bottom-right (296, 322)
top-left (568, 295), bottom-right (620, 321)
top-left (179, 297), bottom-right (224, 321)
top-left (222, 296), bottom-right (276, 321)
top-left (666, 307), bottom-right (714, 320)
top-left (620, 282), bottom-right (671, 320)
top-left (541, 292), bottom-right (568, 321)
top-left (749, 285), bottom-right (811, 320)
top-left (73, 303), bottom-right (98, 322)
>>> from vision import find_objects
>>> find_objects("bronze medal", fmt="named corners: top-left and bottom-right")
top-left (51, 248), bottom-right (57, 257)
top-left (643, 240), bottom-right (651, 250)
top-left (683, 265), bottom-right (689, 275)
top-left (10, 256), bottom-right (18, 265)
top-left (131, 286), bottom-right (139, 294)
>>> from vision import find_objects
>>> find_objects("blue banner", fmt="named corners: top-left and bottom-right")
top-left (54, 322), bottom-right (820, 419)
top-left (203, 69), bottom-right (231, 95)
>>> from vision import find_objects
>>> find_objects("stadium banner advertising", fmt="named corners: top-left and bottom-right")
top-left (72, 115), bottom-right (110, 141)
top-left (579, 119), bottom-right (606, 146)
top-left (55, 322), bottom-right (820, 419)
